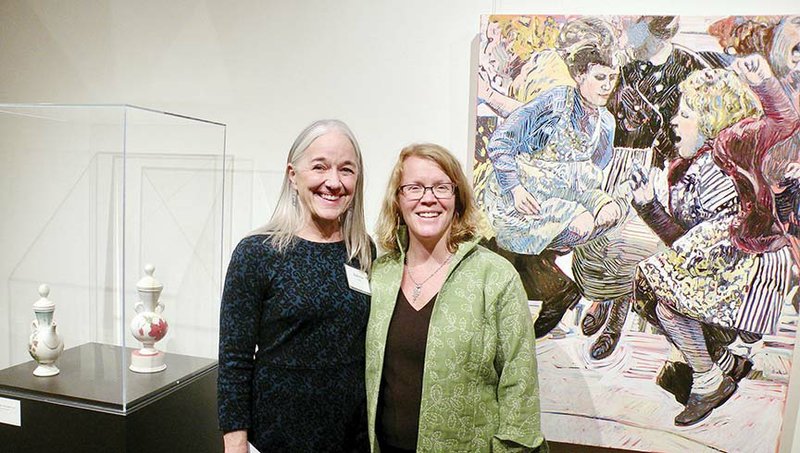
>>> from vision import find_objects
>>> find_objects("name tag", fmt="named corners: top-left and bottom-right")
top-left (344, 264), bottom-right (371, 296)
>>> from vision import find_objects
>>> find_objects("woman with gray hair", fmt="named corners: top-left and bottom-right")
top-left (218, 119), bottom-right (373, 452)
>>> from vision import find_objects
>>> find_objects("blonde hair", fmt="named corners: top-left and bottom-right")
top-left (487, 15), bottom-right (561, 62)
top-left (679, 68), bottom-right (763, 139)
top-left (376, 143), bottom-right (481, 254)
top-left (253, 119), bottom-right (372, 272)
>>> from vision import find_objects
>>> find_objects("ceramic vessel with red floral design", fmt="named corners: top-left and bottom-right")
top-left (129, 264), bottom-right (168, 372)
top-left (130, 311), bottom-right (168, 352)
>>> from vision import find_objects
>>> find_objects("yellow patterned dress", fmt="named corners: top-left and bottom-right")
top-left (638, 151), bottom-right (793, 334)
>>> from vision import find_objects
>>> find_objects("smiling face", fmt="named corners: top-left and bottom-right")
top-left (575, 63), bottom-right (620, 107)
top-left (671, 97), bottom-right (705, 159)
top-left (398, 155), bottom-right (456, 248)
top-left (288, 131), bottom-right (358, 235)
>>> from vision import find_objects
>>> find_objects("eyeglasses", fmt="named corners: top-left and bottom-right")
top-left (398, 183), bottom-right (457, 200)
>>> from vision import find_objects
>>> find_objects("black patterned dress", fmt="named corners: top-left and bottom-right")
top-left (609, 47), bottom-right (710, 169)
top-left (218, 235), bottom-right (370, 452)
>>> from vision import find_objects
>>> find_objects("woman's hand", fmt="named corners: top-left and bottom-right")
top-left (511, 185), bottom-right (541, 215)
top-left (733, 54), bottom-right (774, 86)
top-left (223, 430), bottom-right (248, 453)
top-left (630, 163), bottom-right (656, 205)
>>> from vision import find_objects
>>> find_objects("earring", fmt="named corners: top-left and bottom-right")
top-left (292, 190), bottom-right (298, 208)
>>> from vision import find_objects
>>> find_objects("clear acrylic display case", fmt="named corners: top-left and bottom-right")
top-left (0, 104), bottom-right (229, 412)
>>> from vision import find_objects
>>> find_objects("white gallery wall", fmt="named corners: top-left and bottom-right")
top-left (3, 0), bottom-right (800, 450)
top-left (3, 0), bottom-right (798, 233)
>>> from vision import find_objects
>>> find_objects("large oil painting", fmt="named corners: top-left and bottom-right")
top-left (473, 15), bottom-right (800, 452)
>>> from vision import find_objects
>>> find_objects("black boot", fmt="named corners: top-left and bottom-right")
top-left (656, 361), bottom-right (693, 405)
top-left (657, 353), bottom-right (751, 405)
top-left (590, 297), bottom-right (629, 360)
top-left (727, 354), bottom-right (753, 382)
top-left (481, 238), bottom-right (583, 338)
top-left (533, 285), bottom-right (582, 338)
top-left (674, 376), bottom-right (737, 426)
top-left (705, 327), bottom-right (753, 382)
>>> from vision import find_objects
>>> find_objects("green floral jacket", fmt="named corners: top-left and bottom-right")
top-left (366, 233), bottom-right (546, 452)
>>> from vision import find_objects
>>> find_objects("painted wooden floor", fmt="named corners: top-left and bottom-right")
top-left (533, 300), bottom-right (796, 453)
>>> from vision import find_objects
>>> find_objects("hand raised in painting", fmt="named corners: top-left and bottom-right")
top-left (733, 54), bottom-right (774, 86)
top-left (511, 185), bottom-right (541, 216)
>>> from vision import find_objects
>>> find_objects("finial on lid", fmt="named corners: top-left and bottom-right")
top-left (137, 263), bottom-right (163, 293)
top-left (33, 283), bottom-right (55, 312)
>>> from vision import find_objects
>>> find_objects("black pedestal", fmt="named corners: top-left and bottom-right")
top-left (0, 343), bottom-right (222, 453)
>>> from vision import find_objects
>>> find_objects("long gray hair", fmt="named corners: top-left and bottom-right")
top-left (253, 119), bottom-right (372, 272)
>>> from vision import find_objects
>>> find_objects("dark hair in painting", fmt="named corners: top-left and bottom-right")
top-left (564, 45), bottom-right (618, 79)
top-left (557, 17), bottom-right (621, 79)
top-left (643, 16), bottom-right (679, 40)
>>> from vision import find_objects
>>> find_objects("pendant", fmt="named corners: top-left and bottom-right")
top-left (412, 285), bottom-right (421, 301)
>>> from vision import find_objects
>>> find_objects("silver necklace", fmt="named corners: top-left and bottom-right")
top-left (405, 254), bottom-right (453, 302)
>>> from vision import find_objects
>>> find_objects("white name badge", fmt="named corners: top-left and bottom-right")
top-left (344, 264), bottom-right (371, 296)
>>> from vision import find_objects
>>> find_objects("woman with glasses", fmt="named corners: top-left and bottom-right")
top-left (365, 143), bottom-right (545, 452)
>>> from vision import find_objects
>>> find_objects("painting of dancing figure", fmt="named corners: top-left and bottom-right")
top-left (474, 14), bottom-right (800, 452)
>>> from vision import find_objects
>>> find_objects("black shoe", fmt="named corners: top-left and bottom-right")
top-left (656, 354), bottom-right (751, 405)
top-left (482, 238), bottom-right (583, 339)
top-left (590, 298), bottom-right (629, 360)
top-left (674, 376), bottom-right (737, 426)
top-left (534, 287), bottom-right (581, 338)
top-left (657, 361), bottom-right (693, 405)
top-left (581, 300), bottom-right (611, 336)
top-left (728, 354), bottom-right (753, 382)
top-left (703, 324), bottom-right (737, 351)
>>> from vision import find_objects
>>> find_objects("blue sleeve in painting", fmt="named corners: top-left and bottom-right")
top-left (487, 86), bottom-right (570, 193)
